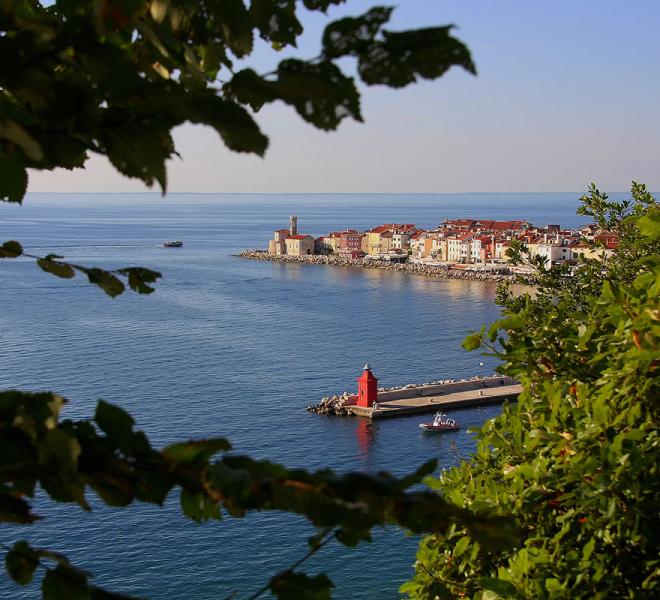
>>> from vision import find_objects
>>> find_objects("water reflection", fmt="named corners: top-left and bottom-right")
top-left (356, 419), bottom-right (376, 457)
top-left (271, 260), bottom-right (501, 301)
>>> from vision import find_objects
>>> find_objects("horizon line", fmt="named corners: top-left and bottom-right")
top-left (24, 190), bottom-right (633, 196)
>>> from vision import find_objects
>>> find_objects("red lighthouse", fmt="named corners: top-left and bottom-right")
top-left (357, 363), bottom-right (378, 408)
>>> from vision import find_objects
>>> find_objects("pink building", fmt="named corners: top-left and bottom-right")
top-left (338, 229), bottom-right (364, 257)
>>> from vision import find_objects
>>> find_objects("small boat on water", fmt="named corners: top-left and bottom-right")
top-left (419, 412), bottom-right (460, 432)
top-left (163, 240), bottom-right (183, 247)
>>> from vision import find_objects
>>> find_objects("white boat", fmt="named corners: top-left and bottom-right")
top-left (419, 412), bottom-right (460, 432)
top-left (163, 240), bottom-right (183, 247)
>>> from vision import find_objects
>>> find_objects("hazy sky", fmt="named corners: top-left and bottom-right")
top-left (28, 1), bottom-right (660, 193)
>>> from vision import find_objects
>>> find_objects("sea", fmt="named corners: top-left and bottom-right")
top-left (0, 192), bottom-right (601, 599)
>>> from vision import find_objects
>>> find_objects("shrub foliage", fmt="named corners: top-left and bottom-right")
top-left (403, 185), bottom-right (660, 599)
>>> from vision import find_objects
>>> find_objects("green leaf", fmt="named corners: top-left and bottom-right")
top-left (210, 0), bottom-right (254, 58)
top-left (37, 258), bottom-right (76, 279)
top-left (180, 489), bottom-right (220, 522)
top-left (497, 315), bottom-right (526, 330)
top-left (101, 126), bottom-right (173, 192)
top-left (116, 267), bottom-right (162, 294)
top-left (38, 429), bottom-right (81, 476)
top-left (226, 68), bottom-right (278, 112)
top-left (95, 401), bottom-right (134, 437)
top-left (358, 27), bottom-right (476, 88)
top-left (5, 540), bottom-right (39, 585)
top-left (636, 213), bottom-right (660, 241)
top-left (89, 585), bottom-right (140, 599)
top-left (187, 93), bottom-right (269, 156)
top-left (83, 268), bottom-right (126, 298)
top-left (228, 60), bottom-right (363, 130)
top-left (0, 492), bottom-right (37, 524)
top-left (37, 429), bottom-right (88, 508)
top-left (276, 59), bottom-right (362, 130)
top-left (582, 537), bottom-right (596, 560)
top-left (0, 152), bottom-right (28, 203)
top-left (0, 120), bottom-right (43, 161)
top-left (462, 332), bottom-right (482, 351)
top-left (163, 438), bottom-right (231, 465)
top-left (95, 400), bottom-right (150, 456)
top-left (0, 240), bottom-right (23, 258)
top-left (322, 6), bottom-right (393, 58)
top-left (453, 535), bottom-right (471, 558)
top-left (302, 0), bottom-right (346, 10)
top-left (250, 0), bottom-right (302, 47)
top-left (477, 577), bottom-right (518, 596)
top-left (149, 0), bottom-right (169, 23)
top-left (270, 572), bottom-right (333, 600)
top-left (86, 471), bottom-right (135, 507)
top-left (42, 565), bottom-right (89, 600)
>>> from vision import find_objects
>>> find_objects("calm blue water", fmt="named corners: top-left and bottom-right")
top-left (0, 192), bottom-right (597, 598)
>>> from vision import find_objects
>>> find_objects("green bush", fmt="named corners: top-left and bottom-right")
top-left (403, 184), bottom-right (660, 599)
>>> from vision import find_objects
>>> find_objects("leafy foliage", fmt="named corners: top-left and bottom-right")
top-left (270, 572), bottom-right (333, 600)
top-left (0, 0), bottom-right (475, 204)
top-left (403, 185), bottom-right (660, 599)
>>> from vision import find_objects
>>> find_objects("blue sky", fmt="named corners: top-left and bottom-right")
top-left (30, 1), bottom-right (660, 193)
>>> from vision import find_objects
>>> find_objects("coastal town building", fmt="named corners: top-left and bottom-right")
top-left (391, 231), bottom-right (413, 252)
top-left (285, 235), bottom-right (315, 256)
top-left (268, 216), bottom-right (314, 256)
top-left (266, 215), bottom-right (618, 268)
top-left (338, 230), bottom-right (365, 258)
top-left (378, 230), bottom-right (394, 253)
top-left (471, 236), bottom-right (493, 263)
top-left (366, 224), bottom-right (416, 256)
top-left (366, 225), bottom-right (388, 255)
top-left (320, 232), bottom-right (341, 253)
top-left (446, 232), bottom-right (474, 263)
top-left (535, 240), bottom-right (571, 268)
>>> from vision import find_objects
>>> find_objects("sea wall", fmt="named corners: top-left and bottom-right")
top-left (238, 250), bottom-right (523, 282)
top-left (376, 375), bottom-right (516, 401)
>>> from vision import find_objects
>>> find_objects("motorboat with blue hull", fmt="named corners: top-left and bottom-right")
top-left (419, 412), bottom-right (460, 432)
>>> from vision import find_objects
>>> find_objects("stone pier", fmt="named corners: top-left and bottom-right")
top-left (348, 383), bottom-right (522, 420)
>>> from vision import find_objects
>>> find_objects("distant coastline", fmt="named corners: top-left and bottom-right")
top-left (237, 250), bottom-right (527, 282)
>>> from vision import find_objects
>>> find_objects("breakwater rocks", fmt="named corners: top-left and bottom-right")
top-left (307, 393), bottom-right (354, 417)
top-left (238, 250), bottom-right (521, 282)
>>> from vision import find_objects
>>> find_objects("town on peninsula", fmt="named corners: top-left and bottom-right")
top-left (240, 215), bottom-right (618, 280)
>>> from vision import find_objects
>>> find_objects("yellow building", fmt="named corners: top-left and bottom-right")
top-left (322, 232), bottom-right (342, 253)
top-left (366, 228), bottom-right (387, 255)
top-left (285, 235), bottom-right (315, 256)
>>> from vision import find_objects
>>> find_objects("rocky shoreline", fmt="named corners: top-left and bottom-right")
top-left (238, 250), bottom-right (528, 282)
top-left (306, 376), bottom-right (496, 417)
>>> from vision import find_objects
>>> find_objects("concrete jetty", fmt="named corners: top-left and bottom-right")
top-left (348, 383), bottom-right (522, 420)
top-left (308, 373), bottom-right (521, 419)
